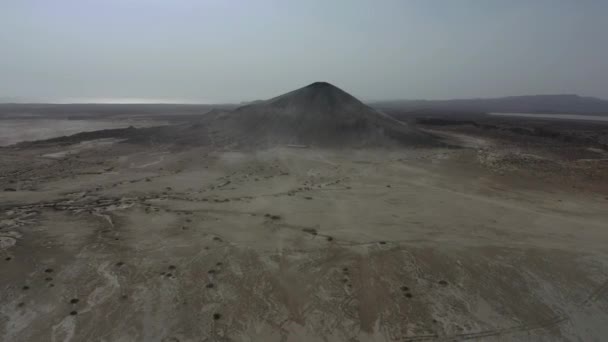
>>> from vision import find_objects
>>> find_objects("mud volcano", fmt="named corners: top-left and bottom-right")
top-left (203, 81), bottom-right (436, 147)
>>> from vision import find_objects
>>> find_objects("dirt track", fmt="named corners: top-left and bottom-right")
top-left (1, 136), bottom-right (608, 341)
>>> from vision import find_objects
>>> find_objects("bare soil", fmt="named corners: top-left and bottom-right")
top-left (1, 116), bottom-right (608, 341)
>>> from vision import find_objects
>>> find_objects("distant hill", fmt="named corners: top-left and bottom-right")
top-left (371, 95), bottom-right (608, 115)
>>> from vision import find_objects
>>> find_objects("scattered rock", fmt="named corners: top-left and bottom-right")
top-left (168, 265), bottom-right (176, 270)
top-left (326, 236), bottom-right (334, 242)
top-left (22, 285), bottom-right (30, 290)
top-left (116, 261), bottom-right (124, 267)
top-left (206, 283), bottom-right (215, 288)
top-left (302, 228), bottom-right (317, 235)
top-left (438, 280), bottom-right (448, 286)
top-left (213, 313), bottom-right (221, 320)
top-left (70, 298), bottom-right (79, 304)
top-left (4, 188), bottom-right (17, 192)
top-left (44, 268), bottom-right (54, 273)
top-left (217, 180), bottom-right (231, 188)
top-left (69, 311), bottom-right (78, 316)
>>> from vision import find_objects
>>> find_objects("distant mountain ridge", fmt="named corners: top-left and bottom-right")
top-left (371, 94), bottom-right (608, 115)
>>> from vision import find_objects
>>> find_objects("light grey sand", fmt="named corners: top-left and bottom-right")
top-left (1, 140), bottom-right (607, 341)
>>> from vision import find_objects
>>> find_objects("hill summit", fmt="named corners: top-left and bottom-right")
top-left (260, 81), bottom-right (368, 115)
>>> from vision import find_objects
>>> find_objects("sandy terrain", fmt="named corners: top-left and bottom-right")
top-left (1, 130), bottom-right (608, 341)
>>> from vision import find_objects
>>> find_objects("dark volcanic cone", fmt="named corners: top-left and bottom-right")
top-left (202, 82), bottom-right (437, 147)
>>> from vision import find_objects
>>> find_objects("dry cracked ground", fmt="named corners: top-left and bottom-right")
top-left (1, 139), bottom-right (608, 341)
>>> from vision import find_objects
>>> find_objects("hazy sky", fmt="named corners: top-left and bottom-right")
top-left (1, 0), bottom-right (607, 103)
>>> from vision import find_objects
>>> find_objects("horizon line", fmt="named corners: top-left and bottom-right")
top-left (1, 93), bottom-right (607, 105)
